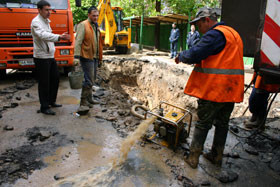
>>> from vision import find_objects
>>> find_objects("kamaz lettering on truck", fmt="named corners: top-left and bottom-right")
top-left (0, 0), bottom-right (75, 77)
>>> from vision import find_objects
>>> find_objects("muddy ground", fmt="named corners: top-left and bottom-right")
top-left (0, 50), bottom-right (280, 187)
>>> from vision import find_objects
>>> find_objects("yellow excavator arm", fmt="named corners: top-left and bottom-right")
top-left (97, 0), bottom-right (117, 47)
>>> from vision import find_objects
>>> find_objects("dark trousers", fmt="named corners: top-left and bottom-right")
top-left (170, 42), bottom-right (178, 58)
top-left (196, 99), bottom-right (234, 145)
top-left (34, 58), bottom-right (59, 110)
top-left (80, 57), bottom-right (98, 88)
top-left (196, 99), bottom-right (234, 131)
top-left (249, 87), bottom-right (269, 118)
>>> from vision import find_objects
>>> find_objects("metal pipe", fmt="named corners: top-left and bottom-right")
top-left (139, 13), bottom-right (144, 50)
top-left (131, 105), bottom-right (149, 119)
top-left (160, 101), bottom-right (191, 113)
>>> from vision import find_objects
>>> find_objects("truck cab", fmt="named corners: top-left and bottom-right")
top-left (222, 0), bottom-right (280, 84)
top-left (0, 0), bottom-right (75, 77)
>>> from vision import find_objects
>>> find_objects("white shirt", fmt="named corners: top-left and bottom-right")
top-left (31, 14), bottom-right (59, 58)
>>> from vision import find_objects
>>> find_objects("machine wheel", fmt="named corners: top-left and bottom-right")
top-left (0, 69), bottom-right (7, 79)
top-left (116, 46), bottom-right (128, 54)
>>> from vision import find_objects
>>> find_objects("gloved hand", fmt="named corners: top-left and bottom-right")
top-left (73, 58), bottom-right (80, 66)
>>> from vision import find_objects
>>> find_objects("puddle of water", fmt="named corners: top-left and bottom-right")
top-left (15, 141), bottom-right (113, 187)
top-left (56, 96), bottom-right (79, 105)
top-left (18, 96), bottom-right (79, 107)
top-left (19, 100), bottom-right (40, 106)
top-left (54, 116), bottom-right (158, 186)
top-left (77, 141), bottom-right (102, 162)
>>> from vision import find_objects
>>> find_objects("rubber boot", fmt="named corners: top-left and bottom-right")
top-left (203, 126), bottom-right (228, 166)
top-left (244, 114), bottom-right (258, 129)
top-left (245, 115), bottom-right (265, 129)
top-left (84, 87), bottom-right (93, 108)
top-left (86, 87), bottom-right (99, 105)
top-left (185, 127), bottom-right (208, 169)
top-left (77, 87), bottom-right (90, 115)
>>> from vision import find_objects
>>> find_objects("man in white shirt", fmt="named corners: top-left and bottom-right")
top-left (31, 0), bottom-right (70, 115)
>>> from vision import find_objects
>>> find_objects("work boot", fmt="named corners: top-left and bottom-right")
top-left (203, 146), bottom-right (224, 166)
top-left (77, 105), bottom-right (89, 115)
top-left (77, 87), bottom-right (90, 115)
top-left (185, 127), bottom-right (208, 169)
top-left (203, 125), bottom-right (228, 166)
top-left (83, 87), bottom-right (93, 108)
top-left (86, 87), bottom-right (100, 105)
top-left (244, 115), bottom-right (265, 129)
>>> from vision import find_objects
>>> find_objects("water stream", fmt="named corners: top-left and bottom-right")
top-left (53, 116), bottom-right (157, 187)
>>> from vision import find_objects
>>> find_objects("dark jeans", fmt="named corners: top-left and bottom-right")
top-left (80, 57), bottom-right (98, 88)
top-left (249, 87), bottom-right (269, 118)
top-left (170, 42), bottom-right (178, 58)
top-left (34, 58), bottom-right (59, 111)
top-left (196, 99), bottom-right (234, 131)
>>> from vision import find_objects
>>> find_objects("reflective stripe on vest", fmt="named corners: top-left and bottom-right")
top-left (194, 67), bottom-right (244, 75)
top-left (184, 25), bottom-right (244, 103)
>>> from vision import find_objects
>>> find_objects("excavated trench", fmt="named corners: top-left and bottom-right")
top-left (96, 56), bottom-right (280, 185)
top-left (101, 57), bottom-right (197, 113)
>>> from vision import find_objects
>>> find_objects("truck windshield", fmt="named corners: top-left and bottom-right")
top-left (0, 0), bottom-right (68, 9)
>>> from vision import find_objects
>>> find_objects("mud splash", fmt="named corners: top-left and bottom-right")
top-left (54, 115), bottom-right (157, 186)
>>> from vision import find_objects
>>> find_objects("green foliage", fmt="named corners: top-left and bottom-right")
top-left (164, 0), bottom-right (220, 17)
top-left (111, 0), bottom-right (158, 17)
top-left (70, 0), bottom-right (98, 25)
top-left (69, 0), bottom-right (220, 24)
top-left (110, 0), bottom-right (220, 17)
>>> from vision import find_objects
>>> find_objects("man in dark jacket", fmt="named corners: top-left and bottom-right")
top-left (169, 23), bottom-right (180, 58)
top-left (187, 24), bottom-right (200, 49)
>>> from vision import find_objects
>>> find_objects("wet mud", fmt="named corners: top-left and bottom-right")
top-left (0, 127), bottom-right (70, 185)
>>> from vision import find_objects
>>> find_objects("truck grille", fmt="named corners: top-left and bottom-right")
top-left (0, 32), bottom-right (70, 48)
top-left (0, 31), bottom-right (33, 47)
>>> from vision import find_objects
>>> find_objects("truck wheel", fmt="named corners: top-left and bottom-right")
top-left (0, 69), bottom-right (6, 79)
top-left (116, 46), bottom-right (128, 54)
top-left (64, 66), bottom-right (73, 77)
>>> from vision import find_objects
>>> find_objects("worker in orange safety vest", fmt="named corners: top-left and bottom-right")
top-left (175, 7), bottom-right (244, 169)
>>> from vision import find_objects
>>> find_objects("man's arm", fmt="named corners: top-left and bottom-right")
top-left (174, 29), bottom-right (180, 42)
top-left (31, 20), bottom-right (59, 42)
top-left (169, 32), bottom-right (173, 43)
top-left (178, 29), bottom-right (226, 64)
top-left (74, 23), bottom-right (85, 59)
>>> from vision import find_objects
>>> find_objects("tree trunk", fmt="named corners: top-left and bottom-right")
top-left (155, 21), bottom-right (160, 50)
top-left (156, 0), bottom-right (161, 13)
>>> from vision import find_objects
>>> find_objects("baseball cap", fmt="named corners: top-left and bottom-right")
top-left (190, 7), bottom-right (219, 24)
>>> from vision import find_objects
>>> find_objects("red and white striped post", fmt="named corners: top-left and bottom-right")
top-left (260, 0), bottom-right (280, 67)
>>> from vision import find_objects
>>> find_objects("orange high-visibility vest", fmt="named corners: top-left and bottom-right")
top-left (184, 25), bottom-right (244, 103)
top-left (81, 20), bottom-right (102, 60)
top-left (254, 73), bottom-right (280, 93)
